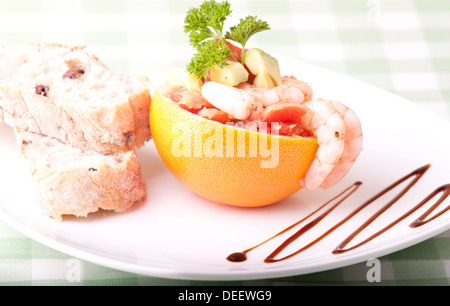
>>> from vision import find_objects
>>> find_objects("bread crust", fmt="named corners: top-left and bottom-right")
top-left (16, 131), bottom-right (147, 221)
top-left (0, 43), bottom-right (151, 220)
top-left (0, 43), bottom-right (152, 154)
top-left (0, 86), bottom-right (151, 154)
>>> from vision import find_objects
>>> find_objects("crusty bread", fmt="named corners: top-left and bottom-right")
top-left (0, 43), bottom-right (151, 154)
top-left (15, 130), bottom-right (146, 221)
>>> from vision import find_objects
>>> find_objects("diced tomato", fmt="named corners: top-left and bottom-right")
top-left (281, 124), bottom-right (308, 137)
top-left (198, 107), bottom-right (232, 124)
top-left (223, 39), bottom-right (243, 62)
top-left (260, 103), bottom-right (308, 125)
top-left (257, 103), bottom-right (312, 137)
top-left (201, 71), bottom-right (211, 83)
top-left (178, 103), bottom-right (202, 115)
top-left (289, 124), bottom-right (308, 137)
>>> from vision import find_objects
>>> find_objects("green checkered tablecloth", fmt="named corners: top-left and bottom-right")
top-left (1, 0), bottom-right (449, 286)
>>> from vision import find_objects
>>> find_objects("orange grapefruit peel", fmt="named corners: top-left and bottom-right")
top-left (150, 85), bottom-right (318, 207)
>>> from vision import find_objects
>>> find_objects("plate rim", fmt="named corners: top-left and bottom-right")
top-left (1, 57), bottom-right (450, 281)
top-left (1, 202), bottom-right (449, 281)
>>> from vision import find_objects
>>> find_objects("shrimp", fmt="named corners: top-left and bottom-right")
top-left (300, 99), bottom-right (346, 191)
top-left (320, 100), bottom-right (363, 189)
top-left (201, 81), bottom-right (257, 120)
top-left (236, 76), bottom-right (313, 107)
top-left (236, 82), bottom-right (279, 106)
top-left (170, 86), bottom-right (212, 109)
top-left (300, 99), bottom-right (363, 191)
top-left (281, 76), bottom-right (314, 102)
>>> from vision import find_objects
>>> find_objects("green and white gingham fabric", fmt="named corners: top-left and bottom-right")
top-left (0, 0), bottom-right (449, 285)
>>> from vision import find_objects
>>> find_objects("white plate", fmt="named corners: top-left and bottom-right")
top-left (1, 57), bottom-right (450, 281)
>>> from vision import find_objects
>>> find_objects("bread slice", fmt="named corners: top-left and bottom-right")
top-left (0, 43), bottom-right (151, 154)
top-left (15, 130), bottom-right (146, 220)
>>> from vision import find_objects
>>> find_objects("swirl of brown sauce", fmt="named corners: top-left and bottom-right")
top-left (227, 164), bottom-right (450, 263)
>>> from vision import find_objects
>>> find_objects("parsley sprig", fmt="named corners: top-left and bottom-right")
top-left (184, 0), bottom-right (270, 79)
top-left (187, 39), bottom-right (231, 79)
top-left (225, 16), bottom-right (270, 63)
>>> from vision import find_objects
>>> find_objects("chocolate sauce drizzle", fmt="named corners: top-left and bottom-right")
top-left (227, 164), bottom-right (450, 263)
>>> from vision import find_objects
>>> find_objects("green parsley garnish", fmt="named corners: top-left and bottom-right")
top-left (225, 16), bottom-right (270, 63)
top-left (187, 39), bottom-right (231, 80)
top-left (184, 0), bottom-right (270, 79)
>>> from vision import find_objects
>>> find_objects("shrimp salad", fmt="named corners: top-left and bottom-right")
top-left (169, 1), bottom-right (363, 191)
top-left (167, 67), bottom-right (362, 191)
top-left (169, 75), bottom-right (314, 138)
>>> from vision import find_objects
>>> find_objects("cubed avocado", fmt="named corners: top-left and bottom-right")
top-left (167, 67), bottom-right (203, 93)
top-left (184, 73), bottom-right (204, 93)
top-left (244, 48), bottom-right (282, 88)
top-left (253, 70), bottom-right (275, 88)
top-left (209, 60), bottom-right (249, 86)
